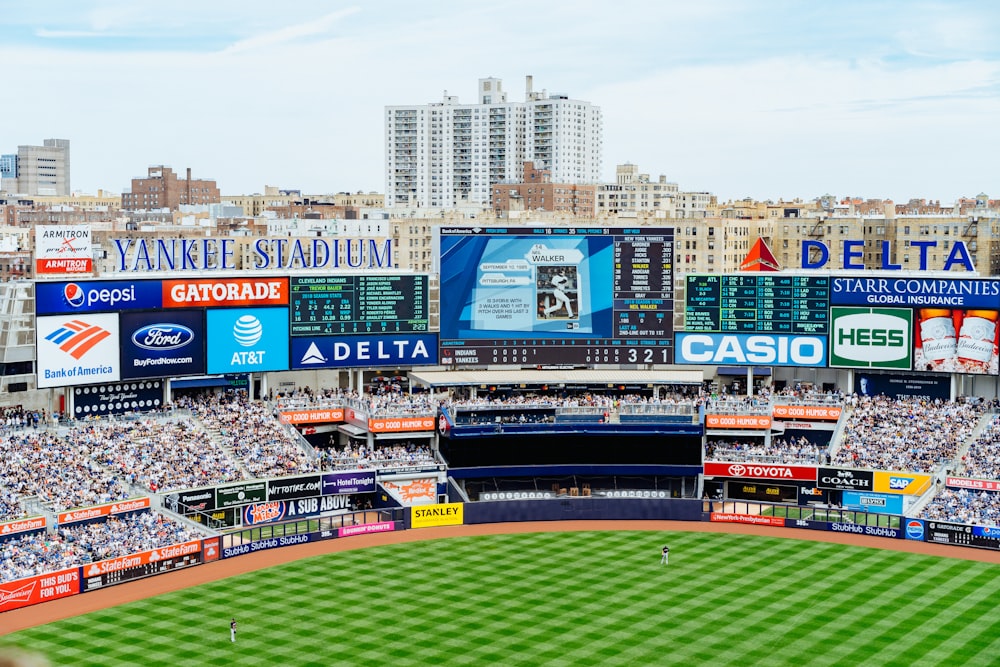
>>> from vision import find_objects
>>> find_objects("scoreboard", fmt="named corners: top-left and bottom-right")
top-left (926, 521), bottom-right (1000, 551)
top-left (439, 228), bottom-right (674, 366)
top-left (289, 275), bottom-right (429, 336)
top-left (685, 274), bottom-right (830, 335)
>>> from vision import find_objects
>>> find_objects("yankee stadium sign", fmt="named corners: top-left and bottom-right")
top-left (110, 237), bottom-right (393, 272)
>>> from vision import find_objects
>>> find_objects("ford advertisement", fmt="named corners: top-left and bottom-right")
top-left (120, 310), bottom-right (206, 379)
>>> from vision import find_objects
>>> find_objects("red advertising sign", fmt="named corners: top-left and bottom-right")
top-left (0, 516), bottom-right (46, 537)
top-left (704, 462), bottom-right (818, 481)
top-left (946, 476), bottom-right (1000, 492)
top-left (368, 416), bottom-right (435, 433)
top-left (705, 414), bottom-right (772, 430)
top-left (162, 278), bottom-right (289, 307)
top-left (202, 537), bottom-right (220, 563)
top-left (0, 567), bottom-right (80, 612)
top-left (710, 513), bottom-right (785, 526)
top-left (278, 408), bottom-right (345, 425)
top-left (37, 258), bottom-right (93, 274)
top-left (58, 497), bottom-right (151, 525)
top-left (772, 405), bottom-right (843, 421)
top-left (82, 540), bottom-right (202, 578)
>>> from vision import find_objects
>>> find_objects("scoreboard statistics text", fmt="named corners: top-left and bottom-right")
top-left (289, 275), bottom-right (429, 335)
top-left (685, 274), bottom-right (830, 335)
top-left (439, 227), bottom-right (674, 366)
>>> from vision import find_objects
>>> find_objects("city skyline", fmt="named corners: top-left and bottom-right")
top-left (3, 1), bottom-right (999, 203)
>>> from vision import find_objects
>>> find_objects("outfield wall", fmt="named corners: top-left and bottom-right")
top-left (462, 497), bottom-right (702, 523)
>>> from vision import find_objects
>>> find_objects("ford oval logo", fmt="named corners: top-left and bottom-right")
top-left (132, 324), bottom-right (194, 350)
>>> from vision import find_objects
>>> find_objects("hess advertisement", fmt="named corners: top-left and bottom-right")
top-left (206, 308), bottom-right (289, 374)
top-left (37, 313), bottom-right (121, 388)
top-left (828, 307), bottom-right (912, 370)
top-left (913, 308), bottom-right (999, 375)
top-left (120, 310), bottom-right (205, 379)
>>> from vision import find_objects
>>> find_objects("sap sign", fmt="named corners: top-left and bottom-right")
top-left (675, 333), bottom-right (827, 367)
top-left (291, 334), bottom-right (438, 370)
top-left (206, 308), bottom-right (289, 374)
top-left (802, 239), bottom-right (975, 272)
top-left (36, 280), bottom-right (163, 315)
top-left (829, 307), bottom-right (912, 370)
top-left (120, 310), bottom-right (206, 379)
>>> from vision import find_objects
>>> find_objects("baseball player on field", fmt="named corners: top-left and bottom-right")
top-left (661, 545), bottom-right (669, 565)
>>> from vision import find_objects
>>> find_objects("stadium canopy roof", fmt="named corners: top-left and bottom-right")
top-left (408, 369), bottom-right (703, 389)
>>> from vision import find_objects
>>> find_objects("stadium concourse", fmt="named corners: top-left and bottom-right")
top-left (3, 383), bottom-right (1000, 589)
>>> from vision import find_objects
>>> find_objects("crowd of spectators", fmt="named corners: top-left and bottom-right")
top-left (77, 417), bottom-right (245, 494)
top-left (705, 436), bottom-right (825, 464)
top-left (318, 440), bottom-right (438, 471)
top-left (832, 396), bottom-right (986, 473)
top-left (920, 488), bottom-right (1000, 527)
top-left (57, 512), bottom-right (203, 562)
top-left (0, 430), bottom-right (132, 520)
top-left (0, 511), bottom-right (204, 584)
top-left (952, 415), bottom-right (1000, 481)
top-left (184, 392), bottom-right (317, 478)
top-left (0, 406), bottom-right (45, 432)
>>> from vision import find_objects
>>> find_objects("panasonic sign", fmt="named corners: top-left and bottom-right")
top-left (829, 307), bottom-right (912, 369)
top-left (675, 333), bottom-right (827, 367)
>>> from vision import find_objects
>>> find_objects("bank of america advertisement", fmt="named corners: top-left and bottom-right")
top-left (206, 308), bottom-right (289, 374)
top-left (37, 314), bottom-right (121, 388)
top-left (120, 310), bottom-right (206, 379)
top-left (829, 307), bottom-right (912, 370)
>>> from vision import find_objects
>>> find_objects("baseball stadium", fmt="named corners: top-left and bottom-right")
top-left (1, 225), bottom-right (1000, 666)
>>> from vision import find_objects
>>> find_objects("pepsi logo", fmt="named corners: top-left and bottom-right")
top-left (906, 520), bottom-right (924, 540)
top-left (63, 283), bottom-right (85, 308)
top-left (132, 324), bottom-right (194, 351)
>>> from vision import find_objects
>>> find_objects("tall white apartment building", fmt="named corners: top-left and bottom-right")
top-left (386, 76), bottom-right (602, 208)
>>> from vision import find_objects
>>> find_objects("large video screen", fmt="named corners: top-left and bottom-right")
top-left (439, 227), bottom-right (674, 366)
top-left (289, 275), bottom-right (428, 336)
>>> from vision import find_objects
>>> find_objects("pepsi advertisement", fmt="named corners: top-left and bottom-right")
top-left (36, 280), bottom-right (163, 315)
top-left (290, 334), bottom-right (438, 370)
top-left (206, 307), bottom-right (289, 374)
top-left (120, 310), bottom-right (206, 379)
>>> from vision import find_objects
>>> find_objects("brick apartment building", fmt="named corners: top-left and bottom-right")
top-left (121, 166), bottom-right (220, 210)
top-left (493, 161), bottom-right (596, 215)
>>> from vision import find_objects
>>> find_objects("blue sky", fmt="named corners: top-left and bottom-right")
top-left (3, 1), bottom-right (999, 203)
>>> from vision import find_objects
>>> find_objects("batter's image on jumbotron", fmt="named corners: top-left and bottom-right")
top-left (536, 265), bottom-right (579, 322)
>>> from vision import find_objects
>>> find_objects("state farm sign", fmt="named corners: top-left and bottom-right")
top-left (704, 462), bottom-right (817, 481)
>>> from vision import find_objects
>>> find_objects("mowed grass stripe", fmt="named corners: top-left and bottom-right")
top-left (1, 531), bottom-right (999, 666)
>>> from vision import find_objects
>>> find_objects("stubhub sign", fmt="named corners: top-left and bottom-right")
top-left (675, 333), bottom-right (827, 367)
top-left (291, 334), bottom-right (438, 370)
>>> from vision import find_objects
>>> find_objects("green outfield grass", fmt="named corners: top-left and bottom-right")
top-left (2, 531), bottom-right (999, 666)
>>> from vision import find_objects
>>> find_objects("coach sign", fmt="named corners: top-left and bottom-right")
top-left (703, 462), bottom-right (817, 482)
top-left (817, 467), bottom-right (874, 491)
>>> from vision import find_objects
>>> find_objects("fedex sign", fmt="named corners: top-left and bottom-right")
top-left (675, 333), bottom-right (827, 367)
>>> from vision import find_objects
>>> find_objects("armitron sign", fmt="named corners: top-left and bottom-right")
top-left (703, 462), bottom-right (817, 482)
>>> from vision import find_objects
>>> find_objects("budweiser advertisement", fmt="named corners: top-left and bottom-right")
top-left (704, 462), bottom-right (818, 482)
top-left (58, 497), bottom-right (151, 525)
top-left (771, 405), bottom-right (843, 421)
top-left (0, 567), bottom-right (80, 612)
top-left (705, 414), bottom-right (772, 430)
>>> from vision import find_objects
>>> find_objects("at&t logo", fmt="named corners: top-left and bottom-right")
top-left (231, 315), bottom-right (265, 365)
